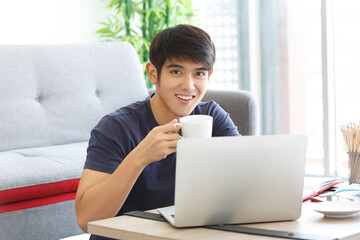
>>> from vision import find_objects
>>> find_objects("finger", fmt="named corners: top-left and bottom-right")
top-left (166, 139), bottom-right (179, 148)
top-left (164, 146), bottom-right (177, 157)
top-left (170, 119), bottom-right (178, 124)
top-left (165, 132), bottom-right (181, 140)
top-left (169, 147), bottom-right (177, 153)
top-left (162, 120), bottom-right (180, 133)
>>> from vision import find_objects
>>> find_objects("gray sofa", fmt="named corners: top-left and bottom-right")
top-left (0, 43), bottom-right (258, 240)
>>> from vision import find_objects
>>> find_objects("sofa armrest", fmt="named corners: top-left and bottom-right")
top-left (202, 89), bottom-right (259, 136)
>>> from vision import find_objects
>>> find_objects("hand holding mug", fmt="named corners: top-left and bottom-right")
top-left (174, 115), bottom-right (213, 138)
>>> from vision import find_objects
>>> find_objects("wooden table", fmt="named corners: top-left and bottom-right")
top-left (88, 178), bottom-right (360, 239)
top-left (87, 203), bottom-right (360, 240)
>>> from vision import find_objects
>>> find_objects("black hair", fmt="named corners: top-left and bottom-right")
top-left (149, 24), bottom-right (216, 80)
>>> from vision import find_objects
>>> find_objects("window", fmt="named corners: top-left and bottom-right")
top-left (298, 0), bottom-right (360, 177)
top-left (287, 0), bottom-right (324, 175)
top-left (194, 0), bottom-right (246, 91)
top-left (195, 0), bottom-right (359, 177)
top-left (329, 0), bottom-right (360, 177)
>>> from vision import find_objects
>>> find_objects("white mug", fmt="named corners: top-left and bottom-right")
top-left (175, 115), bottom-right (213, 138)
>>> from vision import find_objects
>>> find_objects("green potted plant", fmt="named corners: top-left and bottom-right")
top-left (97, 0), bottom-right (197, 88)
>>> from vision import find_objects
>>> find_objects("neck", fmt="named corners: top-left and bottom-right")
top-left (150, 94), bottom-right (180, 125)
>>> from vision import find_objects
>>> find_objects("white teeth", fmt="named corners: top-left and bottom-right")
top-left (177, 95), bottom-right (193, 100)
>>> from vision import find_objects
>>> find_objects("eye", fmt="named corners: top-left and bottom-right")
top-left (172, 70), bottom-right (181, 75)
top-left (196, 71), bottom-right (207, 77)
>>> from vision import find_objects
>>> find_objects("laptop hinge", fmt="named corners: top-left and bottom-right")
top-left (124, 211), bottom-right (338, 240)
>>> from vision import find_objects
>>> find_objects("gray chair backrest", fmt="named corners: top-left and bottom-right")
top-left (0, 43), bottom-right (149, 151)
top-left (202, 89), bottom-right (259, 136)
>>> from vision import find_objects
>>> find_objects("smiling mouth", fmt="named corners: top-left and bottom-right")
top-left (176, 94), bottom-right (195, 100)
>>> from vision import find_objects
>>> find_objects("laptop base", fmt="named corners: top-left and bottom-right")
top-left (157, 206), bottom-right (175, 225)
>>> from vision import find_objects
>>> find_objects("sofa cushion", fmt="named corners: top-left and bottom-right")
top-left (0, 142), bottom-right (87, 210)
top-left (0, 43), bottom-right (149, 152)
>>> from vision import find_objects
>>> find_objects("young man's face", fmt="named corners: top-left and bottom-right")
top-left (148, 58), bottom-right (211, 124)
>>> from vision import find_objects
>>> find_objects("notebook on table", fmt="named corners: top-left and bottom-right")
top-left (158, 135), bottom-right (308, 227)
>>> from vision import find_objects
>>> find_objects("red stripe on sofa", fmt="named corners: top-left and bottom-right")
top-left (0, 178), bottom-right (80, 204)
top-left (0, 192), bottom-right (76, 214)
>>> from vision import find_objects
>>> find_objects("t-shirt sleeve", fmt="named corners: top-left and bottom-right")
top-left (208, 101), bottom-right (241, 137)
top-left (84, 116), bottom-right (128, 174)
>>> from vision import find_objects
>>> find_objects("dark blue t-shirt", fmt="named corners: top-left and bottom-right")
top-left (85, 96), bottom-right (240, 240)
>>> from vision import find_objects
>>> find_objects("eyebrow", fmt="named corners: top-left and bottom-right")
top-left (166, 64), bottom-right (184, 69)
top-left (166, 64), bottom-right (209, 71)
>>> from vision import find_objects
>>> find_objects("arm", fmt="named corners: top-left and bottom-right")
top-left (75, 120), bottom-right (180, 232)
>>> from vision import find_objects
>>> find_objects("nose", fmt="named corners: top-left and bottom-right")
top-left (180, 74), bottom-right (195, 91)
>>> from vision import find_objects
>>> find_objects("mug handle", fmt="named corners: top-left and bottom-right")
top-left (173, 123), bottom-right (183, 138)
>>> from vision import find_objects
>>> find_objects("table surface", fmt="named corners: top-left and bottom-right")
top-left (88, 178), bottom-right (360, 240)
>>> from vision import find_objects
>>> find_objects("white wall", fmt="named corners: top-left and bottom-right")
top-left (0, 0), bottom-right (109, 44)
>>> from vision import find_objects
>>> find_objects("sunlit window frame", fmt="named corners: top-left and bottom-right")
top-left (321, 0), bottom-right (339, 177)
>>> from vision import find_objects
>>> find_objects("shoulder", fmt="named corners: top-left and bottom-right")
top-left (97, 99), bottom-right (150, 129)
top-left (195, 100), bottom-right (218, 113)
top-left (196, 100), bottom-right (240, 136)
top-left (195, 100), bottom-right (226, 116)
top-left (89, 98), bottom-right (155, 143)
top-left (85, 98), bottom-right (153, 173)
top-left (111, 99), bottom-right (149, 120)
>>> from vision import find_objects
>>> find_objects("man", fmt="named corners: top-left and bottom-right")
top-left (75, 24), bottom-right (240, 239)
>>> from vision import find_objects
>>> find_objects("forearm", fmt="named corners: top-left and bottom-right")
top-left (76, 121), bottom-right (180, 232)
top-left (76, 153), bottom-right (145, 232)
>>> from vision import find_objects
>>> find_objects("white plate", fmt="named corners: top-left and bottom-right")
top-left (311, 202), bottom-right (360, 218)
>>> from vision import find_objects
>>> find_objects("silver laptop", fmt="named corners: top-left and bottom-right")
top-left (158, 135), bottom-right (307, 227)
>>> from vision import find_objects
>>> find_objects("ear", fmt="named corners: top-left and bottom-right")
top-left (146, 62), bottom-right (158, 84)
